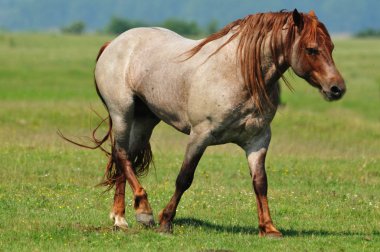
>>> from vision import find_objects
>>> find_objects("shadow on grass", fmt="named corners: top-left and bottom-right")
top-left (174, 217), bottom-right (380, 238)
top-left (174, 217), bottom-right (256, 235)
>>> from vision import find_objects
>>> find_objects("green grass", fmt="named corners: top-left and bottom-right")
top-left (0, 33), bottom-right (379, 251)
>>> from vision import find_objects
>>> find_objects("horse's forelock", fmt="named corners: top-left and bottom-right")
top-left (299, 14), bottom-right (332, 50)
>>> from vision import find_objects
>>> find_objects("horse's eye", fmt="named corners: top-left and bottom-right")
top-left (306, 47), bottom-right (319, 56)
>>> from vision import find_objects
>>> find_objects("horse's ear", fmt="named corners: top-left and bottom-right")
top-left (292, 8), bottom-right (304, 30)
top-left (309, 10), bottom-right (316, 18)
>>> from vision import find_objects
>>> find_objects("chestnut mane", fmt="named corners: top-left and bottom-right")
top-left (187, 10), bottom-right (331, 112)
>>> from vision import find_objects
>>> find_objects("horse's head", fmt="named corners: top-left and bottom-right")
top-left (289, 9), bottom-right (346, 101)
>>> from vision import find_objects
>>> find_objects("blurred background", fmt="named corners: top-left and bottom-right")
top-left (1, 0), bottom-right (380, 36)
top-left (0, 1), bottom-right (379, 251)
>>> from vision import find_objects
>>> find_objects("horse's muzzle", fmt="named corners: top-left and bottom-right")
top-left (321, 84), bottom-right (346, 101)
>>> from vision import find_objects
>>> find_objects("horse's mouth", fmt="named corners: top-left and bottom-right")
top-left (308, 75), bottom-right (345, 101)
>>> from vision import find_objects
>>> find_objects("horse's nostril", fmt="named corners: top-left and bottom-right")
top-left (330, 85), bottom-right (341, 95)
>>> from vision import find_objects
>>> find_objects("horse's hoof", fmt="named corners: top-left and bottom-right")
top-left (157, 222), bottom-right (173, 234)
top-left (112, 224), bottom-right (128, 231)
top-left (260, 231), bottom-right (283, 238)
top-left (110, 212), bottom-right (129, 230)
top-left (136, 213), bottom-right (155, 227)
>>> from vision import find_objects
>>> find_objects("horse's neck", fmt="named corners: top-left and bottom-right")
top-left (202, 28), bottom-right (289, 94)
top-left (260, 32), bottom-right (290, 86)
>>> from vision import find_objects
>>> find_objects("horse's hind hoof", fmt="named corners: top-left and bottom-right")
top-left (136, 213), bottom-right (155, 227)
top-left (157, 222), bottom-right (173, 234)
top-left (260, 231), bottom-right (283, 239)
top-left (110, 212), bottom-right (129, 231)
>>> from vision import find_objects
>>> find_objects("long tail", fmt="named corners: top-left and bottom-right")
top-left (59, 41), bottom-right (153, 190)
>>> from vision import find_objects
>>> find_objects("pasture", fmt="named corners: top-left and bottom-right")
top-left (0, 33), bottom-right (379, 251)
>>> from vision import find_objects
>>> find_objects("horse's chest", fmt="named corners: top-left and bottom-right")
top-left (243, 115), bottom-right (269, 132)
top-left (239, 112), bottom-right (274, 137)
top-left (211, 110), bottom-right (275, 145)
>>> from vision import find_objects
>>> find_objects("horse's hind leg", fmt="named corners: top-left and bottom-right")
top-left (127, 111), bottom-right (160, 226)
top-left (108, 106), bottom-right (133, 230)
top-left (108, 99), bottom-right (158, 229)
top-left (113, 146), bottom-right (155, 227)
top-left (110, 171), bottom-right (128, 229)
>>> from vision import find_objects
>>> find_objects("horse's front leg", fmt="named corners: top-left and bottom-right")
top-left (158, 133), bottom-right (208, 233)
top-left (244, 127), bottom-right (282, 237)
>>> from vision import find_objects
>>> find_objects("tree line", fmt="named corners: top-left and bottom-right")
top-left (62, 16), bottom-right (380, 38)
top-left (61, 17), bottom-right (219, 37)
top-left (355, 28), bottom-right (380, 38)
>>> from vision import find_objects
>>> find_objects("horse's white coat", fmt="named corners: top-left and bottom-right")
top-left (95, 27), bottom-right (280, 151)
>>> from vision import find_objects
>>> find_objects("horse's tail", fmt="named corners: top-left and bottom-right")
top-left (59, 41), bottom-right (153, 190)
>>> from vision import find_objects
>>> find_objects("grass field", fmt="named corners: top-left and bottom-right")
top-left (0, 33), bottom-right (379, 251)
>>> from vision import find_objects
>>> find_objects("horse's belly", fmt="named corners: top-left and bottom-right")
top-left (152, 106), bottom-right (191, 134)
top-left (134, 69), bottom-right (193, 134)
top-left (161, 117), bottom-right (191, 135)
top-left (138, 92), bottom-right (192, 135)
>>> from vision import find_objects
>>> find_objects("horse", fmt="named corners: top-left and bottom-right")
top-left (83, 9), bottom-right (346, 237)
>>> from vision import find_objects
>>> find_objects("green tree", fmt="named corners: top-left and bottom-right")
top-left (61, 21), bottom-right (85, 34)
top-left (161, 18), bottom-right (201, 36)
top-left (355, 28), bottom-right (380, 37)
top-left (206, 19), bottom-right (219, 34)
top-left (105, 17), bottom-right (148, 34)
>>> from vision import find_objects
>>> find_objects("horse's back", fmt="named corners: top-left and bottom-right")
top-left (95, 27), bottom-right (199, 133)
top-left (96, 27), bottom-right (198, 88)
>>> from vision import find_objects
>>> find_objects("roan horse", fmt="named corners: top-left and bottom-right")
top-left (71, 9), bottom-right (346, 237)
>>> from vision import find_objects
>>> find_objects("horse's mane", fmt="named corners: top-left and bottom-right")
top-left (187, 10), bottom-right (330, 112)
